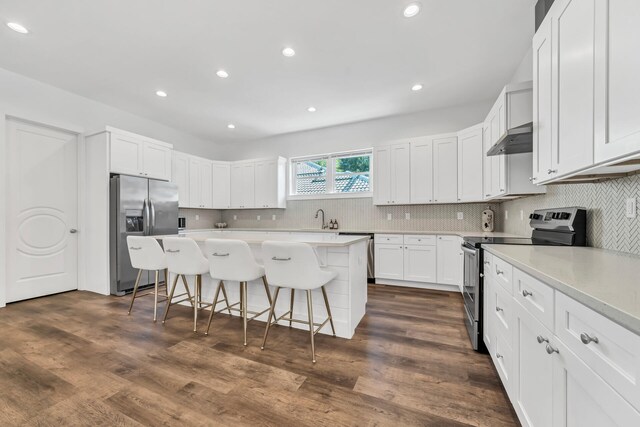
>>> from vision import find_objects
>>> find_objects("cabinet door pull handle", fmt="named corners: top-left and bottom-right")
top-left (272, 257), bottom-right (292, 261)
top-left (166, 249), bottom-right (180, 253)
top-left (483, 261), bottom-right (490, 265)
top-left (580, 333), bottom-right (599, 345)
top-left (545, 344), bottom-right (559, 355)
top-left (495, 306), bottom-right (503, 312)
top-left (496, 353), bottom-right (503, 359)
top-left (496, 269), bottom-right (504, 275)
top-left (536, 335), bottom-right (549, 344)
top-left (522, 289), bottom-right (533, 297)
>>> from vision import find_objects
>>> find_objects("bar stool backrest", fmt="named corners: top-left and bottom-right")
top-left (163, 237), bottom-right (209, 275)
top-left (205, 239), bottom-right (264, 282)
top-left (262, 241), bottom-right (334, 290)
top-left (127, 236), bottom-right (167, 271)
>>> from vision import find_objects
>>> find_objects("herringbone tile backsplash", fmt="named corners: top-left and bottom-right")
top-left (501, 174), bottom-right (640, 255)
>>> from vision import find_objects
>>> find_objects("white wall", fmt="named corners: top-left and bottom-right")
top-left (510, 47), bottom-right (533, 84)
top-left (217, 100), bottom-right (493, 160)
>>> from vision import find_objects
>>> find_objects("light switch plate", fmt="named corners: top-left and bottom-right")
top-left (520, 210), bottom-right (524, 220)
top-left (387, 213), bottom-right (392, 220)
top-left (505, 210), bottom-right (509, 220)
top-left (626, 198), bottom-right (636, 218)
top-left (272, 215), bottom-right (276, 221)
top-left (257, 215), bottom-right (261, 221)
top-left (195, 214), bottom-right (199, 221)
top-left (457, 212), bottom-right (463, 220)
top-left (405, 212), bottom-right (410, 220)
top-left (233, 215), bottom-right (237, 220)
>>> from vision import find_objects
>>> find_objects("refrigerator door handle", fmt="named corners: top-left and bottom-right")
top-left (143, 198), bottom-right (151, 235)
top-left (150, 198), bottom-right (156, 234)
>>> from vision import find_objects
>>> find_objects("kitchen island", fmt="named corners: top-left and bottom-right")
top-left (157, 230), bottom-right (370, 339)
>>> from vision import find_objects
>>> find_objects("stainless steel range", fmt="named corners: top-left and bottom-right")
top-left (462, 207), bottom-right (587, 351)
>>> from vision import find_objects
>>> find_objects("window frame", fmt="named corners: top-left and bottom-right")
top-left (289, 148), bottom-right (373, 200)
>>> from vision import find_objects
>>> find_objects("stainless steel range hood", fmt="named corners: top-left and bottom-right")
top-left (486, 122), bottom-right (533, 156)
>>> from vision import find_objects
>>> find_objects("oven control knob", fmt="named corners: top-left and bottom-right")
top-left (529, 213), bottom-right (542, 220)
top-left (560, 212), bottom-right (571, 220)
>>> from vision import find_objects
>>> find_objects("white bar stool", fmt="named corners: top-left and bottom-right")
top-left (261, 241), bottom-right (337, 363)
top-left (162, 237), bottom-right (231, 332)
top-left (126, 236), bottom-right (169, 322)
top-left (204, 239), bottom-right (277, 345)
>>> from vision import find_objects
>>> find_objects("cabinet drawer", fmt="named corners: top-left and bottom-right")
top-left (492, 283), bottom-right (514, 342)
top-left (375, 234), bottom-right (403, 245)
top-left (493, 256), bottom-right (513, 294)
top-left (403, 235), bottom-right (436, 246)
top-left (493, 330), bottom-right (513, 395)
top-left (514, 268), bottom-right (554, 331)
top-left (555, 292), bottom-right (640, 410)
top-left (483, 251), bottom-right (494, 278)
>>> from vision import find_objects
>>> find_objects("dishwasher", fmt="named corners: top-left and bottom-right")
top-left (339, 232), bottom-right (374, 282)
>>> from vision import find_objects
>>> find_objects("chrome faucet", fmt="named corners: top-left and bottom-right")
top-left (315, 209), bottom-right (328, 229)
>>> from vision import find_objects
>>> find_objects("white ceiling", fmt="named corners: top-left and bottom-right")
top-left (0, 0), bottom-right (536, 142)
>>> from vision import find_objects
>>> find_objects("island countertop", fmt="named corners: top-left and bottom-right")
top-left (157, 230), bottom-right (371, 247)
top-left (483, 244), bottom-right (640, 335)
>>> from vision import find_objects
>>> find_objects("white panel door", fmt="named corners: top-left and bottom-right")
top-left (403, 245), bottom-right (436, 283)
top-left (374, 244), bottom-right (404, 280)
top-left (391, 143), bottom-right (411, 204)
top-left (552, 0), bottom-right (596, 176)
top-left (410, 138), bottom-right (433, 203)
top-left (142, 142), bottom-right (171, 181)
top-left (110, 132), bottom-right (143, 176)
top-left (373, 146), bottom-right (391, 205)
top-left (457, 127), bottom-right (483, 202)
top-left (433, 136), bottom-right (458, 203)
top-left (594, 0), bottom-right (640, 163)
top-left (255, 159), bottom-right (277, 208)
top-left (7, 119), bottom-right (78, 302)
top-left (552, 339), bottom-right (640, 427)
top-left (533, 18), bottom-right (554, 183)
top-left (212, 162), bottom-right (230, 209)
top-left (171, 152), bottom-right (190, 207)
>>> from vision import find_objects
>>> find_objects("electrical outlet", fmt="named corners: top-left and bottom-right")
top-left (505, 210), bottom-right (509, 220)
top-left (626, 198), bottom-right (637, 218)
top-left (233, 215), bottom-right (237, 220)
top-left (195, 214), bottom-right (200, 221)
top-left (272, 215), bottom-right (276, 221)
top-left (457, 212), bottom-right (463, 220)
top-left (387, 213), bottom-right (392, 220)
top-left (520, 210), bottom-right (524, 221)
top-left (257, 215), bottom-right (261, 221)
top-left (405, 212), bottom-right (410, 220)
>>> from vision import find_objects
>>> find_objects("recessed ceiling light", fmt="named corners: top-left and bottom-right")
top-left (7, 22), bottom-right (29, 34)
top-left (403, 3), bottom-right (421, 18)
top-left (156, 90), bottom-right (168, 97)
top-left (227, 124), bottom-right (236, 129)
top-left (411, 84), bottom-right (423, 91)
top-left (282, 47), bottom-right (296, 57)
top-left (216, 69), bottom-right (229, 78)
top-left (307, 106), bottom-right (317, 112)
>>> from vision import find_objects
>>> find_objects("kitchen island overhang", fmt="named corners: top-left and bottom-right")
top-left (155, 231), bottom-right (369, 339)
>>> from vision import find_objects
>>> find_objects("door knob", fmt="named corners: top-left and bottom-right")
top-left (69, 229), bottom-right (78, 234)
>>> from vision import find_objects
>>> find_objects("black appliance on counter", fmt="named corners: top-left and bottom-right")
top-left (462, 207), bottom-right (587, 352)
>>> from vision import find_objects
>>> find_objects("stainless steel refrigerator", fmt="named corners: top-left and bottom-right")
top-left (110, 175), bottom-right (178, 295)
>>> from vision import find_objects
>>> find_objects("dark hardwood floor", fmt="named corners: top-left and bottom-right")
top-left (0, 284), bottom-right (519, 426)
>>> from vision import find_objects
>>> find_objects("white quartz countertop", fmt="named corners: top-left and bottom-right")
top-left (158, 230), bottom-right (370, 247)
top-left (180, 228), bottom-right (519, 238)
top-left (483, 245), bottom-right (640, 335)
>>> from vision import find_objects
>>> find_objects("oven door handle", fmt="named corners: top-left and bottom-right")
top-left (461, 245), bottom-right (478, 256)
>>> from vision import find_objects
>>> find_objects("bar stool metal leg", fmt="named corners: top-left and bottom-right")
top-left (153, 270), bottom-right (160, 322)
top-left (261, 276), bottom-right (278, 323)
top-left (162, 274), bottom-right (180, 323)
top-left (204, 281), bottom-right (223, 336)
top-left (128, 269), bottom-right (143, 315)
top-left (306, 290), bottom-right (316, 363)
top-left (242, 281), bottom-right (248, 346)
top-left (219, 281), bottom-right (232, 315)
top-left (261, 286), bottom-right (281, 350)
top-left (193, 275), bottom-right (200, 333)
top-left (164, 268), bottom-right (169, 296)
top-left (321, 286), bottom-right (336, 337)
top-left (181, 275), bottom-right (195, 308)
top-left (289, 289), bottom-right (295, 327)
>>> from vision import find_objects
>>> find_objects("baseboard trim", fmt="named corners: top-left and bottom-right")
top-left (374, 279), bottom-right (460, 293)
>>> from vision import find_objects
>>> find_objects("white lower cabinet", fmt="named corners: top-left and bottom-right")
top-left (484, 252), bottom-right (640, 427)
top-left (374, 234), bottom-right (460, 289)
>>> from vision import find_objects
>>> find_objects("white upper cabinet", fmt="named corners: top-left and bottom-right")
top-left (212, 162), bottom-right (230, 209)
top-left (409, 137), bottom-right (433, 204)
top-left (230, 157), bottom-right (286, 209)
top-left (373, 143), bottom-right (410, 205)
top-left (230, 162), bottom-right (255, 209)
top-left (457, 125), bottom-right (484, 202)
top-left (189, 157), bottom-right (213, 209)
top-left (552, 0), bottom-right (596, 177)
top-left (171, 151), bottom-right (190, 208)
top-left (109, 128), bottom-right (173, 181)
top-left (432, 136), bottom-right (458, 203)
top-left (532, 18), bottom-right (554, 184)
top-left (594, 0), bottom-right (640, 163)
